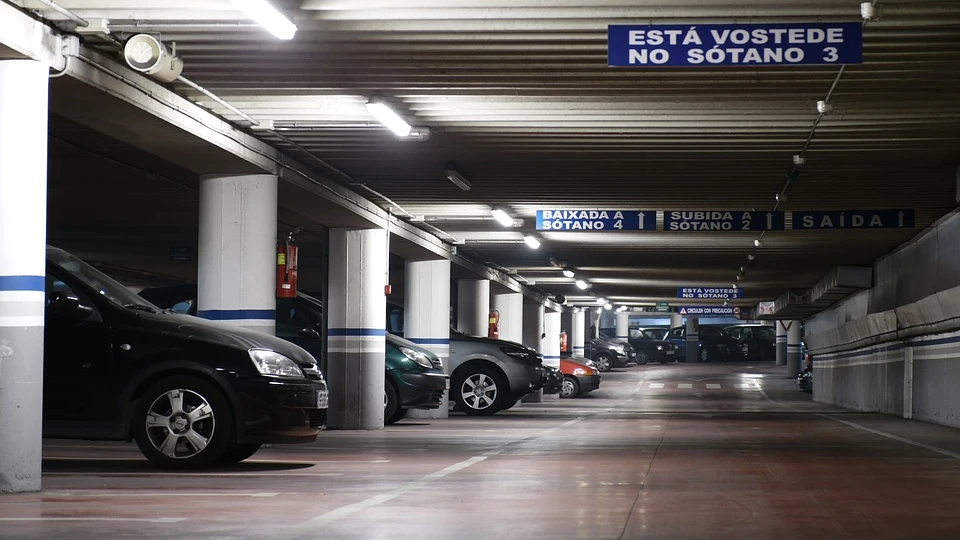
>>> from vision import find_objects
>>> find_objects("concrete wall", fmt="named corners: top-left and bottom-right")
top-left (806, 210), bottom-right (960, 427)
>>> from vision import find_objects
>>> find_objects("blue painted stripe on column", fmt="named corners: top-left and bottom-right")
top-left (543, 355), bottom-right (562, 360)
top-left (913, 334), bottom-right (960, 348)
top-left (197, 309), bottom-right (275, 321)
top-left (328, 328), bottom-right (386, 337)
top-left (776, 336), bottom-right (788, 342)
top-left (0, 275), bottom-right (45, 292)
top-left (407, 337), bottom-right (449, 345)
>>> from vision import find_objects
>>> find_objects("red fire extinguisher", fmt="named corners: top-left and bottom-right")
top-left (488, 310), bottom-right (500, 339)
top-left (277, 234), bottom-right (298, 298)
top-left (560, 331), bottom-right (569, 353)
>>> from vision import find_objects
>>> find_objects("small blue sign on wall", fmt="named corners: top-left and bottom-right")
top-left (664, 211), bottom-right (785, 232)
top-left (792, 210), bottom-right (915, 229)
top-left (678, 287), bottom-right (743, 300)
top-left (536, 209), bottom-right (656, 231)
top-left (678, 306), bottom-right (741, 316)
top-left (608, 23), bottom-right (863, 67)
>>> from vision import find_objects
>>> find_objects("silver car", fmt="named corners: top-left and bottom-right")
top-left (448, 329), bottom-right (544, 415)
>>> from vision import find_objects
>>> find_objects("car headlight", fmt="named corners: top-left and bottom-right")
top-left (399, 346), bottom-right (434, 369)
top-left (610, 345), bottom-right (625, 355)
top-left (656, 345), bottom-right (664, 351)
top-left (573, 368), bottom-right (586, 375)
top-left (248, 349), bottom-right (305, 378)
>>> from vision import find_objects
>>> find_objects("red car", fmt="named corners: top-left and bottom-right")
top-left (559, 358), bottom-right (601, 398)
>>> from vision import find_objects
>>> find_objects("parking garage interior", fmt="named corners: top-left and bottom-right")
top-left (2, 1), bottom-right (960, 538)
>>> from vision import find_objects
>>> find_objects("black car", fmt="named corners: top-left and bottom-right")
top-left (139, 286), bottom-right (448, 424)
top-left (584, 336), bottom-right (636, 371)
top-left (725, 325), bottom-right (776, 361)
top-left (628, 328), bottom-right (679, 364)
top-left (541, 364), bottom-right (564, 395)
top-left (664, 326), bottom-right (746, 362)
top-left (44, 247), bottom-right (328, 469)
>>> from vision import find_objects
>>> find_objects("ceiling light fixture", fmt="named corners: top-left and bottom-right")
top-left (575, 279), bottom-right (589, 290)
top-left (604, 303), bottom-right (613, 311)
top-left (596, 297), bottom-right (606, 305)
top-left (491, 208), bottom-right (514, 227)
top-left (747, 254), bottom-right (756, 261)
top-left (723, 300), bottom-right (729, 307)
top-left (365, 97), bottom-right (412, 137)
top-left (523, 235), bottom-right (541, 249)
top-left (732, 283), bottom-right (738, 290)
top-left (444, 168), bottom-right (471, 191)
top-left (754, 239), bottom-right (762, 248)
top-left (231, 0), bottom-right (297, 40)
top-left (562, 269), bottom-right (576, 278)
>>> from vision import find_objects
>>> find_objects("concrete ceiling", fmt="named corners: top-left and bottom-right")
top-left (23, 0), bottom-right (960, 309)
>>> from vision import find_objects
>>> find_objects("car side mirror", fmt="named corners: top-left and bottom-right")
top-left (47, 292), bottom-right (94, 320)
top-left (297, 327), bottom-right (321, 339)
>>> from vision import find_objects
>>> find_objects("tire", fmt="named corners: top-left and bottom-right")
top-left (502, 400), bottom-right (519, 410)
top-left (452, 364), bottom-right (509, 416)
top-left (384, 382), bottom-right (402, 425)
top-left (560, 376), bottom-right (580, 398)
top-left (635, 350), bottom-right (649, 365)
top-left (595, 353), bottom-right (614, 372)
top-left (133, 375), bottom-right (234, 470)
top-left (700, 347), bottom-right (709, 362)
top-left (219, 443), bottom-right (261, 465)
top-left (387, 406), bottom-right (408, 424)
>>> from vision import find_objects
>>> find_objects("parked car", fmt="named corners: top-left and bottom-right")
top-left (631, 327), bottom-right (668, 341)
top-left (138, 286), bottom-right (448, 424)
top-left (542, 364), bottom-right (564, 395)
top-left (559, 358), bottom-right (601, 398)
top-left (664, 326), bottom-right (746, 362)
top-left (798, 368), bottom-right (813, 393)
top-left (584, 336), bottom-right (637, 371)
top-left (628, 328), bottom-right (679, 364)
top-left (44, 246), bottom-right (328, 469)
top-left (448, 329), bottom-right (545, 415)
top-left (725, 324), bottom-right (776, 361)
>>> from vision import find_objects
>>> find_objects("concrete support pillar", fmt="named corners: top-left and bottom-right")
top-left (543, 310), bottom-right (561, 401)
top-left (404, 259), bottom-right (451, 420)
top-left (616, 311), bottom-right (630, 339)
top-left (670, 312), bottom-right (683, 330)
top-left (776, 321), bottom-right (788, 366)
top-left (0, 60), bottom-right (48, 494)
top-left (198, 174), bottom-right (278, 334)
top-left (571, 309), bottom-right (586, 357)
top-left (786, 321), bottom-right (802, 378)
top-left (521, 303), bottom-right (545, 403)
top-left (492, 292), bottom-right (523, 344)
top-left (457, 279), bottom-right (489, 337)
top-left (326, 229), bottom-right (387, 430)
top-left (685, 316), bottom-right (699, 363)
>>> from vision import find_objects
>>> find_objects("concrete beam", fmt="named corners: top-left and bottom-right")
top-left (0, 1), bottom-right (68, 70)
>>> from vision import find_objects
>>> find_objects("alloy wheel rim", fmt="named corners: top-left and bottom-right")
top-left (460, 373), bottom-right (497, 410)
top-left (144, 388), bottom-right (215, 459)
top-left (561, 379), bottom-right (576, 398)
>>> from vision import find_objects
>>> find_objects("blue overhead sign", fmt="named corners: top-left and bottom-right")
top-left (792, 210), bottom-right (915, 229)
top-left (678, 287), bottom-right (743, 300)
top-left (608, 22), bottom-right (863, 67)
top-left (678, 306), bottom-right (741, 316)
top-left (664, 211), bottom-right (785, 231)
top-left (536, 210), bottom-right (656, 231)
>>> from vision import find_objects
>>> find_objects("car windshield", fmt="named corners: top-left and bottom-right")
top-left (700, 327), bottom-right (726, 337)
top-left (753, 327), bottom-right (775, 338)
top-left (47, 247), bottom-right (159, 311)
top-left (643, 329), bottom-right (666, 340)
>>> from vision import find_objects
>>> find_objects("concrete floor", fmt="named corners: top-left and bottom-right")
top-left (4, 362), bottom-right (960, 539)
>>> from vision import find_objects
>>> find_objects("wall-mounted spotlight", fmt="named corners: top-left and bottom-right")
top-left (575, 279), bottom-right (589, 290)
top-left (366, 96), bottom-right (412, 137)
top-left (490, 207), bottom-right (514, 227)
top-left (792, 154), bottom-right (806, 166)
top-left (817, 100), bottom-right (834, 114)
top-left (754, 239), bottom-right (762, 248)
top-left (523, 235), bottom-right (541, 249)
top-left (776, 193), bottom-right (787, 203)
top-left (444, 167), bottom-right (471, 191)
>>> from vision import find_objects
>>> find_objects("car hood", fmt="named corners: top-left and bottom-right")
top-left (450, 332), bottom-right (537, 353)
top-left (137, 311), bottom-right (318, 367)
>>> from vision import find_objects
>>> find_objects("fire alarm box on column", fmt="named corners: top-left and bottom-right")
top-left (277, 237), bottom-right (298, 298)
top-left (488, 310), bottom-right (500, 339)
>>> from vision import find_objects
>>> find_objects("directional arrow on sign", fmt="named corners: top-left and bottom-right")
top-left (767, 213), bottom-right (773, 229)
top-left (639, 212), bottom-right (645, 230)
top-left (898, 211), bottom-right (904, 227)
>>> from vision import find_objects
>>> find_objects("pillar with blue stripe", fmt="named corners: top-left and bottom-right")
top-left (404, 259), bottom-right (451, 419)
top-left (327, 228), bottom-right (387, 429)
top-left (543, 309), bottom-right (562, 400)
top-left (616, 311), bottom-right (630, 340)
top-left (197, 173), bottom-right (278, 334)
top-left (571, 308), bottom-right (586, 357)
top-left (686, 316), bottom-right (699, 363)
top-left (492, 292), bottom-right (523, 344)
top-left (787, 321), bottom-right (802, 377)
top-left (776, 321), bottom-right (789, 366)
top-left (0, 59), bottom-right (48, 493)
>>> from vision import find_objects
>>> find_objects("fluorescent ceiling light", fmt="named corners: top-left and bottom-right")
top-left (754, 239), bottom-right (762, 247)
top-left (444, 168), bottom-right (471, 191)
top-left (491, 208), bottom-right (513, 227)
top-left (604, 303), bottom-right (613, 311)
top-left (575, 279), bottom-right (589, 289)
top-left (365, 98), bottom-right (412, 137)
top-left (562, 269), bottom-right (576, 278)
top-left (523, 235), bottom-right (541, 249)
top-left (231, 0), bottom-right (297, 40)
top-left (596, 297), bottom-right (606, 305)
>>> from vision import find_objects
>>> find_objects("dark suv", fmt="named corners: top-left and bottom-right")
top-left (665, 326), bottom-right (746, 362)
top-left (44, 247), bottom-right (328, 469)
top-left (584, 336), bottom-right (637, 371)
top-left (725, 325), bottom-right (776, 361)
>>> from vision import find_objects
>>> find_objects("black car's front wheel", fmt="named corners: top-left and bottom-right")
top-left (452, 365), bottom-right (508, 416)
top-left (219, 443), bottom-right (261, 465)
top-left (133, 375), bottom-right (234, 469)
top-left (700, 347), bottom-right (710, 362)
top-left (384, 382), bottom-right (403, 425)
top-left (635, 350), bottom-right (649, 365)
top-left (594, 353), bottom-right (614, 372)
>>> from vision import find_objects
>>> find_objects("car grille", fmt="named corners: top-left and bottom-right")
top-left (429, 389), bottom-right (445, 402)
top-left (429, 357), bottom-right (443, 370)
top-left (308, 409), bottom-right (327, 429)
top-left (302, 365), bottom-right (324, 381)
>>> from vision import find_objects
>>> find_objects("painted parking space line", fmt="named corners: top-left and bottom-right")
top-left (44, 491), bottom-right (280, 498)
top-left (649, 383), bottom-right (665, 389)
top-left (678, 383), bottom-right (693, 389)
top-left (706, 383), bottom-right (721, 389)
top-left (0, 517), bottom-right (187, 523)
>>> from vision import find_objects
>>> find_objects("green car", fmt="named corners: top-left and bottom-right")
top-left (137, 286), bottom-right (449, 424)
